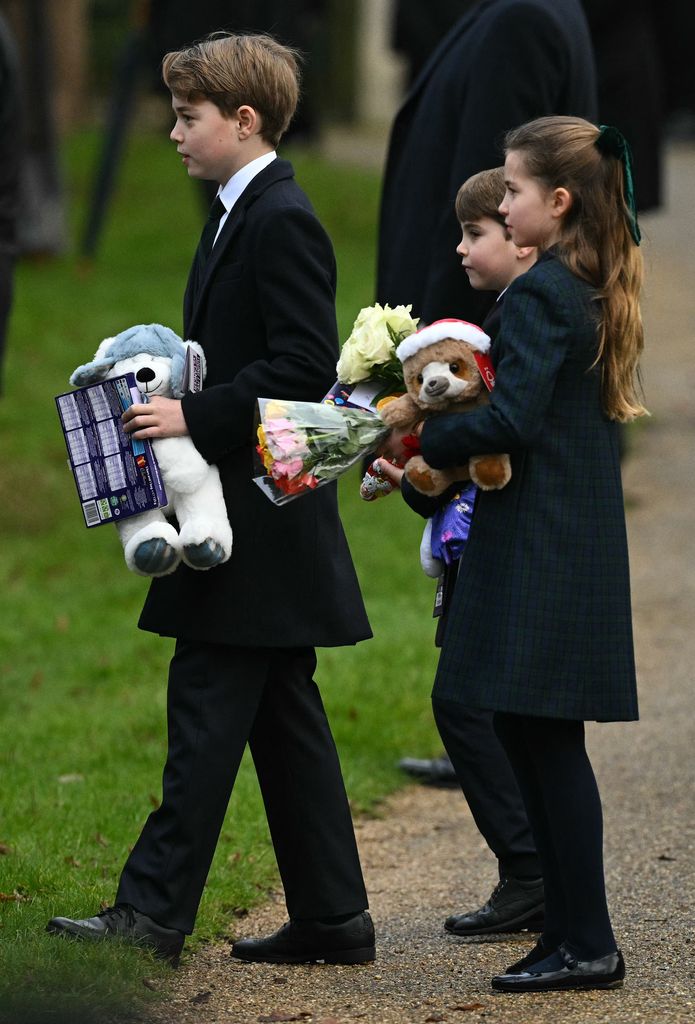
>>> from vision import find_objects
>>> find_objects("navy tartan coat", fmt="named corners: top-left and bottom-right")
top-left (420, 251), bottom-right (638, 722)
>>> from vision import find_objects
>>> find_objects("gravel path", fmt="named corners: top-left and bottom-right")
top-left (144, 143), bottom-right (695, 1024)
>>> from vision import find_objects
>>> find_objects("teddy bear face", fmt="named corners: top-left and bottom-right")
top-left (109, 353), bottom-right (175, 398)
top-left (402, 339), bottom-right (484, 410)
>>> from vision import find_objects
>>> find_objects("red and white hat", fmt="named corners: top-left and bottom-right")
top-left (396, 318), bottom-right (491, 363)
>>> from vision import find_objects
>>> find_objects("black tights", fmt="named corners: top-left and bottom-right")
top-left (492, 712), bottom-right (616, 960)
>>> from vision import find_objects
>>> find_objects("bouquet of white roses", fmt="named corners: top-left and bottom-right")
top-left (334, 302), bottom-right (419, 397)
top-left (254, 398), bottom-right (390, 505)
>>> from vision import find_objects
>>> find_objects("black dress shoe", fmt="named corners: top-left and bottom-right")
top-left (46, 904), bottom-right (184, 963)
top-left (398, 755), bottom-right (458, 787)
top-left (492, 943), bottom-right (625, 992)
top-left (445, 876), bottom-right (544, 936)
top-left (231, 912), bottom-right (375, 965)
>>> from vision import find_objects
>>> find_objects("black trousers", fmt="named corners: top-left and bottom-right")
top-left (432, 696), bottom-right (541, 881)
top-left (116, 641), bottom-right (368, 934)
top-left (493, 712), bottom-right (616, 960)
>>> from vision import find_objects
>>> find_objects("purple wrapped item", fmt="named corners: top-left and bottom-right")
top-left (430, 482), bottom-right (478, 565)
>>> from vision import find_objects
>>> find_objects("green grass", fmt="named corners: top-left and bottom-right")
top-left (0, 129), bottom-right (441, 1022)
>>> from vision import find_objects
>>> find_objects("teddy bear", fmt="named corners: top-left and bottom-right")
top-left (379, 318), bottom-right (511, 496)
top-left (70, 323), bottom-right (233, 578)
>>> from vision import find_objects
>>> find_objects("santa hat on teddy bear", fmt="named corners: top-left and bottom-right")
top-left (396, 318), bottom-right (491, 363)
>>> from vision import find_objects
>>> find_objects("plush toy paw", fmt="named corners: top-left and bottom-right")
top-left (469, 453), bottom-right (512, 491)
top-left (133, 538), bottom-right (180, 576)
top-left (404, 455), bottom-right (452, 496)
top-left (183, 539), bottom-right (228, 569)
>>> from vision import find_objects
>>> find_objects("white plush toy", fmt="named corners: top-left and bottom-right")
top-left (70, 323), bottom-right (233, 578)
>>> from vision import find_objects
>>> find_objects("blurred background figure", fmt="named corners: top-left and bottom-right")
top-left (82, 0), bottom-right (328, 255)
top-left (0, 8), bottom-right (21, 395)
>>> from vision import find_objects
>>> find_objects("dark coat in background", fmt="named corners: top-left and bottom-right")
top-left (377, 0), bottom-right (597, 327)
top-left (138, 159), bottom-right (371, 649)
top-left (421, 252), bottom-right (638, 723)
top-left (581, 0), bottom-right (663, 211)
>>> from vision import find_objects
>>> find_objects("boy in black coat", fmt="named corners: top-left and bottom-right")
top-left (47, 32), bottom-right (374, 967)
top-left (380, 168), bottom-right (542, 936)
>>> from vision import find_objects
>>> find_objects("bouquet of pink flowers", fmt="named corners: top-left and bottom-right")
top-left (254, 398), bottom-right (390, 505)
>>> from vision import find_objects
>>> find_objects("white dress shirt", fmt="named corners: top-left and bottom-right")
top-left (212, 151), bottom-right (277, 248)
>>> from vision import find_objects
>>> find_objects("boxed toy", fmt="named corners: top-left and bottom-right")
top-left (55, 373), bottom-right (167, 528)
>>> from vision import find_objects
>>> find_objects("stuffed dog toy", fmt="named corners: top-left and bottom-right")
top-left (70, 323), bottom-right (233, 577)
top-left (379, 318), bottom-right (511, 496)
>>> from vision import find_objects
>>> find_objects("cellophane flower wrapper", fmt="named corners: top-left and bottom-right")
top-left (254, 398), bottom-right (390, 505)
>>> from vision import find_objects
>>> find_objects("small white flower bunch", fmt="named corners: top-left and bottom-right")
top-left (336, 303), bottom-right (420, 385)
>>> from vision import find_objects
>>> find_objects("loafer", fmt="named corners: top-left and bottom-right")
top-left (398, 755), bottom-right (458, 787)
top-left (46, 904), bottom-right (184, 963)
top-left (231, 911), bottom-right (375, 965)
top-left (445, 876), bottom-right (544, 936)
top-left (492, 943), bottom-right (625, 992)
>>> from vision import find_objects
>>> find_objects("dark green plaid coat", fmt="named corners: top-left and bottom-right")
top-left (421, 251), bottom-right (638, 722)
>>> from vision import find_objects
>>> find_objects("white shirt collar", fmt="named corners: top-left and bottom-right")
top-left (217, 151), bottom-right (277, 214)
top-left (210, 151), bottom-right (276, 249)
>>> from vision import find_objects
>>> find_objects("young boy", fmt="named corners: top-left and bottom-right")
top-left (454, 166), bottom-right (536, 338)
top-left (381, 168), bottom-right (543, 939)
top-left (47, 33), bottom-right (375, 966)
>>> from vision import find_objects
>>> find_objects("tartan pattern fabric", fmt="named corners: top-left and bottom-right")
top-left (421, 252), bottom-right (638, 722)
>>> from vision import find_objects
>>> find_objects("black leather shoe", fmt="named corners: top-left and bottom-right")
top-left (445, 877), bottom-right (544, 936)
top-left (46, 904), bottom-right (184, 963)
top-left (231, 912), bottom-right (375, 965)
top-left (492, 943), bottom-right (625, 992)
top-left (398, 755), bottom-right (458, 787)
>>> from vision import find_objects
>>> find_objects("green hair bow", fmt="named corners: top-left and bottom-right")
top-left (595, 125), bottom-right (641, 246)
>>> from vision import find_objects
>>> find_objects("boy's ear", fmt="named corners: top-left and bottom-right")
top-left (515, 245), bottom-right (536, 260)
top-left (236, 104), bottom-right (259, 139)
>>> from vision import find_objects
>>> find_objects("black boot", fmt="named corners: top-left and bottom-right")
top-left (445, 877), bottom-right (544, 936)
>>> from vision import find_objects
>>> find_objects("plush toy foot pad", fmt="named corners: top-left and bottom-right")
top-left (134, 538), bottom-right (179, 575)
top-left (184, 539), bottom-right (227, 569)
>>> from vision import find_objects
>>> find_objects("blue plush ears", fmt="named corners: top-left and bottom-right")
top-left (70, 324), bottom-right (204, 397)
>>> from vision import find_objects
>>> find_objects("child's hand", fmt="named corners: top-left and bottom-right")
top-left (373, 459), bottom-right (404, 488)
top-left (122, 396), bottom-right (189, 439)
top-left (377, 423), bottom-right (423, 462)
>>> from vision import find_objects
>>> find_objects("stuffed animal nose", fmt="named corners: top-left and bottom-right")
top-left (136, 367), bottom-right (157, 384)
top-left (424, 377), bottom-right (449, 396)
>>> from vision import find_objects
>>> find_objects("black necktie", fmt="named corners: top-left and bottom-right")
top-left (199, 196), bottom-right (226, 261)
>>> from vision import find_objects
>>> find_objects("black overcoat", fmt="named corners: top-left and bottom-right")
top-left (377, 0), bottom-right (597, 326)
top-left (420, 252), bottom-right (639, 722)
top-left (138, 159), bottom-right (372, 648)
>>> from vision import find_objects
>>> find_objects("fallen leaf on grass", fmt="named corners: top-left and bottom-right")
top-left (450, 1005), bottom-right (485, 1012)
top-left (425, 1017), bottom-right (446, 1023)
top-left (657, 854), bottom-right (676, 862)
top-left (64, 855), bottom-right (82, 868)
top-left (142, 978), bottom-right (158, 991)
top-left (58, 773), bottom-right (84, 784)
top-left (0, 843), bottom-right (13, 856)
top-left (94, 833), bottom-right (110, 848)
top-left (0, 890), bottom-right (29, 902)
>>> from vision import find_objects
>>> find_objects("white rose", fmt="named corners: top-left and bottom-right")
top-left (336, 304), bottom-right (420, 383)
